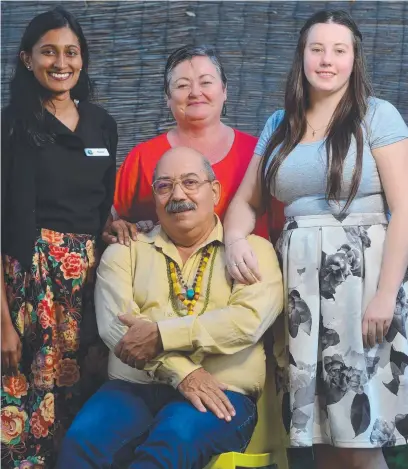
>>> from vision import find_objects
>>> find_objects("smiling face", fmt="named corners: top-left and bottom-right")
top-left (167, 56), bottom-right (227, 125)
top-left (303, 22), bottom-right (355, 97)
top-left (21, 26), bottom-right (82, 95)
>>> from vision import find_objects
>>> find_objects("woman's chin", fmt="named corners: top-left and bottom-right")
top-left (184, 111), bottom-right (215, 122)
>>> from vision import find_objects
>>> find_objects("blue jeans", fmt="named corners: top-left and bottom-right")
top-left (57, 379), bottom-right (258, 469)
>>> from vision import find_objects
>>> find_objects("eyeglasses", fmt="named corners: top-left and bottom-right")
top-left (152, 177), bottom-right (212, 196)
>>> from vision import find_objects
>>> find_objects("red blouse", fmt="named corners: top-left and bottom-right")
top-left (114, 130), bottom-right (284, 239)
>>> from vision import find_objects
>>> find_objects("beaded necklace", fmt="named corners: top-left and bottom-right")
top-left (165, 243), bottom-right (218, 316)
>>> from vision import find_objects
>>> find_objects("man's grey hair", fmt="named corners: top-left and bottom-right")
top-left (153, 155), bottom-right (216, 182)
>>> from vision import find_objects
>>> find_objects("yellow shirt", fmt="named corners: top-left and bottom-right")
top-left (95, 217), bottom-right (283, 398)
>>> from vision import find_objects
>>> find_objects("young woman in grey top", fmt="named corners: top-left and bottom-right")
top-left (224, 10), bottom-right (408, 469)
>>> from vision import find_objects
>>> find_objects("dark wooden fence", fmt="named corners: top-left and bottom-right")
top-left (2, 1), bottom-right (407, 164)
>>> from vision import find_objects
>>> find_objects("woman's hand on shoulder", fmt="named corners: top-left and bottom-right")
top-left (225, 237), bottom-right (262, 285)
top-left (102, 218), bottom-right (154, 246)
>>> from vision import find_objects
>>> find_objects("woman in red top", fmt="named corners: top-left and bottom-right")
top-left (106, 45), bottom-right (283, 243)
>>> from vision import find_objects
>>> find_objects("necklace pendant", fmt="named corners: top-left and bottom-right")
top-left (186, 288), bottom-right (195, 300)
top-left (312, 130), bottom-right (316, 137)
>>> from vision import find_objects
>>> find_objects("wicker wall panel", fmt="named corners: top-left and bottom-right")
top-left (2, 1), bottom-right (407, 164)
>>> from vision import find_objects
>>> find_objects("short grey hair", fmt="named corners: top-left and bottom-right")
top-left (164, 45), bottom-right (227, 97)
top-left (153, 154), bottom-right (216, 182)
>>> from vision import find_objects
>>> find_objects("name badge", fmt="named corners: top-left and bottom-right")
top-left (84, 148), bottom-right (110, 157)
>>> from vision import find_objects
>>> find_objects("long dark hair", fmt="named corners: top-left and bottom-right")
top-left (261, 10), bottom-right (373, 213)
top-left (6, 6), bottom-right (93, 146)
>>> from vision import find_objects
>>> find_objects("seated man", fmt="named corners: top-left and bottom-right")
top-left (57, 147), bottom-right (283, 469)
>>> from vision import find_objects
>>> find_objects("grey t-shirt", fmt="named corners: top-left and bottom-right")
top-left (255, 97), bottom-right (408, 217)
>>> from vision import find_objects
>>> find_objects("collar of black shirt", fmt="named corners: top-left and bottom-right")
top-left (45, 101), bottom-right (112, 150)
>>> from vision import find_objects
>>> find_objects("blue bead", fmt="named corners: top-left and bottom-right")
top-left (186, 288), bottom-right (195, 300)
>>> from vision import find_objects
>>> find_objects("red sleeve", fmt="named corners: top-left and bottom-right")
top-left (113, 134), bottom-right (171, 222)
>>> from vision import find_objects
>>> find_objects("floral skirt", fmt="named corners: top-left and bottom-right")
top-left (273, 213), bottom-right (408, 448)
top-left (1, 229), bottom-right (102, 468)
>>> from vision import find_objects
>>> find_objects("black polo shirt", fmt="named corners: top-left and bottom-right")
top-left (1, 101), bottom-right (118, 269)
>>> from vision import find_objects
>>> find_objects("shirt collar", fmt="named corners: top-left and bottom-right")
top-left (44, 101), bottom-right (105, 135)
top-left (44, 101), bottom-right (108, 148)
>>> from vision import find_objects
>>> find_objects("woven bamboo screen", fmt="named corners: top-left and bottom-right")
top-left (2, 1), bottom-right (407, 165)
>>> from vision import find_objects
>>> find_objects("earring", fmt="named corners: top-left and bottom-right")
top-left (26, 65), bottom-right (32, 70)
top-left (222, 102), bottom-right (227, 117)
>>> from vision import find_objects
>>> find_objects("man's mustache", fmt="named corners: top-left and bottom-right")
top-left (165, 200), bottom-right (197, 214)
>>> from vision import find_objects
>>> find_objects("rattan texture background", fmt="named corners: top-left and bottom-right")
top-left (1, 1), bottom-right (407, 165)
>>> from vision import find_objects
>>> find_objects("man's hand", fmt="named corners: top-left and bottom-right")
top-left (178, 368), bottom-right (236, 422)
top-left (114, 314), bottom-right (163, 369)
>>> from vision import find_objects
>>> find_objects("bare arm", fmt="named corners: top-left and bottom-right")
top-left (223, 154), bottom-right (265, 284)
top-left (362, 138), bottom-right (408, 347)
top-left (1, 259), bottom-right (11, 327)
top-left (1, 256), bottom-right (22, 375)
top-left (224, 153), bottom-right (263, 241)
top-left (374, 139), bottom-right (408, 295)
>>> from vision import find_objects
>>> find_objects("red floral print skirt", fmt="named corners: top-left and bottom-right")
top-left (1, 229), bottom-right (98, 468)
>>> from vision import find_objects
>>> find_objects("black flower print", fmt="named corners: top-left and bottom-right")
top-left (277, 215), bottom-right (407, 448)
top-left (365, 356), bottom-right (380, 380)
top-left (351, 393), bottom-right (371, 437)
top-left (395, 414), bottom-right (408, 444)
top-left (320, 315), bottom-right (340, 351)
top-left (320, 243), bottom-right (364, 299)
top-left (339, 244), bottom-right (362, 277)
top-left (286, 217), bottom-right (298, 230)
top-left (291, 361), bottom-right (317, 409)
top-left (294, 377), bottom-right (316, 409)
top-left (383, 346), bottom-right (408, 396)
top-left (324, 354), bottom-right (368, 404)
top-left (292, 408), bottom-right (311, 432)
top-left (320, 251), bottom-right (352, 299)
top-left (343, 226), bottom-right (372, 249)
top-left (288, 290), bottom-right (312, 338)
top-left (385, 286), bottom-right (408, 342)
top-left (370, 418), bottom-right (397, 447)
top-left (346, 367), bottom-right (368, 394)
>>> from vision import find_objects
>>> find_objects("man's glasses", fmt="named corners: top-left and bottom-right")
top-left (152, 177), bottom-right (212, 196)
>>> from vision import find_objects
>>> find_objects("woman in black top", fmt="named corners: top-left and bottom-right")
top-left (1, 7), bottom-right (117, 468)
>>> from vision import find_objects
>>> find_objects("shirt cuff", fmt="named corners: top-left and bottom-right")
top-left (158, 316), bottom-right (194, 352)
top-left (111, 205), bottom-right (120, 221)
top-left (145, 354), bottom-right (201, 389)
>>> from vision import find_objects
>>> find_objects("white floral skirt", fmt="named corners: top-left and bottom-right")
top-left (273, 213), bottom-right (408, 448)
